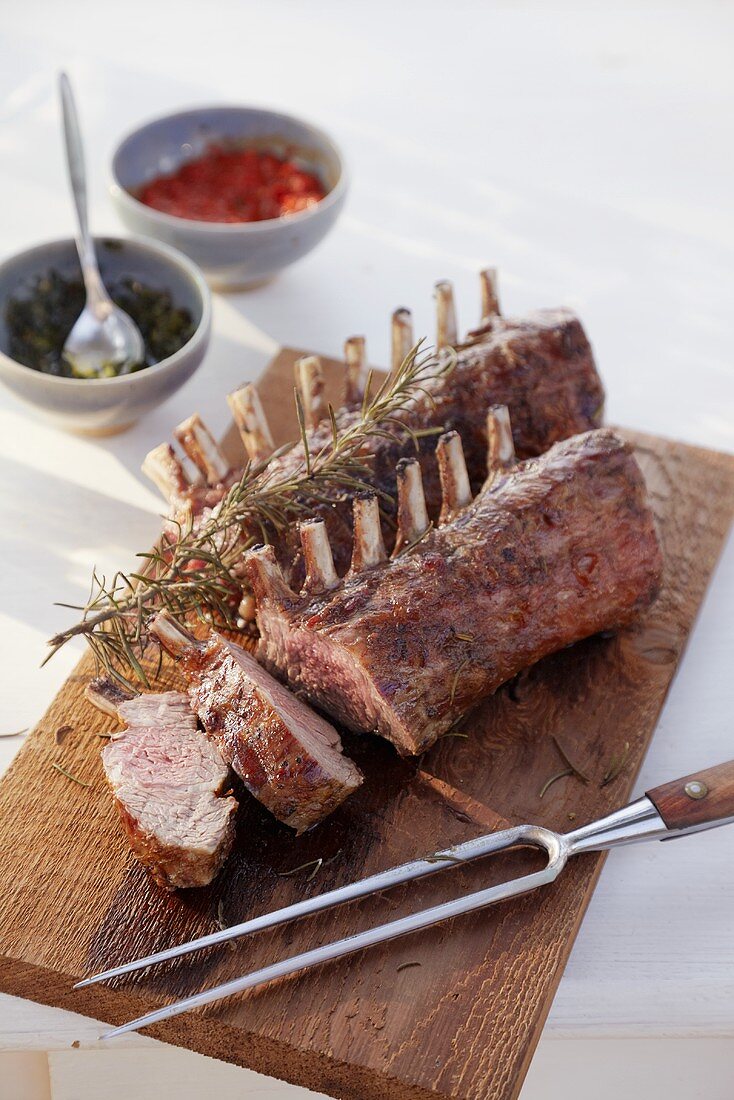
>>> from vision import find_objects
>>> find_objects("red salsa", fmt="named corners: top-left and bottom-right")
top-left (138, 146), bottom-right (327, 223)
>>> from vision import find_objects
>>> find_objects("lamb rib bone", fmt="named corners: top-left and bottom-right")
top-left (142, 269), bottom-right (605, 586)
top-left (391, 308), bottom-right (414, 372)
top-left (174, 413), bottom-right (231, 486)
top-left (344, 336), bottom-right (368, 406)
top-left (141, 443), bottom-right (195, 504)
top-left (393, 457), bottom-right (430, 554)
top-left (437, 430), bottom-right (472, 524)
top-left (435, 281), bottom-right (458, 350)
top-left (480, 267), bottom-right (501, 322)
top-left (350, 493), bottom-right (387, 573)
top-left (300, 518), bottom-right (339, 593)
top-left (486, 403), bottom-right (516, 474)
top-left (227, 383), bottom-right (275, 464)
top-left (84, 678), bottom-right (237, 890)
top-left (295, 355), bottom-right (326, 430)
top-left (248, 426), bottom-right (663, 756)
top-left (150, 611), bottom-right (363, 832)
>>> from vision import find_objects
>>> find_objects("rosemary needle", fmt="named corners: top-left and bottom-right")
top-left (539, 768), bottom-right (573, 799)
top-left (551, 734), bottom-right (590, 784)
top-left (278, 850), bottom-right (342, 882)
top-left (51, 762), bottom-right (92, 787)
top-left (601, 741), bottom-right (631, 787)
top-left (449, 659), bottom-right (470, 705)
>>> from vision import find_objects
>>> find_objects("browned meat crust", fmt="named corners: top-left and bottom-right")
top-left (249, 430), bottom-right (662, 755)
top-left (168, 308), bottom-right (604, 587)
top-left (150, 618), bottom-right (363, 832)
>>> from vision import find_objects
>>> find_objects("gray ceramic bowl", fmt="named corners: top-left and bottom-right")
top-left (110, 105), bottom-right (348, 290)
top-left (0, 236), bottom-right (211, 434)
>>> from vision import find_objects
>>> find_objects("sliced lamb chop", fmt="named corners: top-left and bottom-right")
top-left (247, 425), bottom-right (663, 756)
top-left (149, 616), bottom-right (363, 833)
top-left (85, 680), bottom-right (237, 890)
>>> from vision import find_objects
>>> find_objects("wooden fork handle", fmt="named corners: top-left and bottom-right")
top-left (647, 760), bottom-right (734, 831)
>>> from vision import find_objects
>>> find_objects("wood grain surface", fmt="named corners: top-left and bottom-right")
top-left (647, 760), bottom-right (734, 831)
top-left (0, 348), bottom-right (733, 1100)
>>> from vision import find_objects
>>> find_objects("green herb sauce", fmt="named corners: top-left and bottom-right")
top-left (5, 269), bottom-right (196, 378)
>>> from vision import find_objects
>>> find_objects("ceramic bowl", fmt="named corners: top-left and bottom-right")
top-left (0, 235), bottom-right (211, 435)
top-left (110, 105), bottom-right (348, 290)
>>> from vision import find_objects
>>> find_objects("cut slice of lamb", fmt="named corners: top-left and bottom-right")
top-left (85, 679), bottom-right (238, 891)
top-left (149, 614), bottom-right (363, 833)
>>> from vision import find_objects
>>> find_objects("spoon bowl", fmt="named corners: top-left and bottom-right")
top-left (63, 296), bottom-right (146, 378)
top-left (59, 72), bottom-right (145, 376)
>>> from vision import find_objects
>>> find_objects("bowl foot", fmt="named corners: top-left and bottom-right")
top-left (207, 273), bottom-right (276, 293)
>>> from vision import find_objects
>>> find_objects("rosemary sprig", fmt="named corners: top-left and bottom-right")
top-left (46, 342), bottom-right (453, 689)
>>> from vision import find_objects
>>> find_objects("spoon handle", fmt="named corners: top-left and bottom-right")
top-left (58, 72), bottom-right (106, 300)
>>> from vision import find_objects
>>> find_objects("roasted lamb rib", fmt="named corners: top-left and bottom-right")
top-left (142, 272), bottom-right (605, 592)
top-left (149, 616), bottom-right (363, 832)
top-left (247, 421), bottom-right (663, 755)
top-left (85, 680), bottom-right (238, 889)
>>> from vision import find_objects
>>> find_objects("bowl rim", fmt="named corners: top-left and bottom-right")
top-left (109, 102), bottom-right (349, 235)
top-left (0, 233), bottom-right (211, 388)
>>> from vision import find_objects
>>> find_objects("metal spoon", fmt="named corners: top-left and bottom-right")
top-left (58, 72), bottom-right (144, 378)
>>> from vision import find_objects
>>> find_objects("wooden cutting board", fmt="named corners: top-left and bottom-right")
top-left (1, 347), bottom-right (733, 1100)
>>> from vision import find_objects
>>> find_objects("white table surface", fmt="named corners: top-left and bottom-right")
top-left (0, 2), bottom-right (733, 1098)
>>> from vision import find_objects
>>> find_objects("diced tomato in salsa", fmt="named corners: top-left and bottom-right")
top-left (138, 146), bottom-right (326, 223)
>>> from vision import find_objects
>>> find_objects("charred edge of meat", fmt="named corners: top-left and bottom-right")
top-left (183, 634), bottom-right (363, 832)
top-left (150, 613), bottom-right (363, 832)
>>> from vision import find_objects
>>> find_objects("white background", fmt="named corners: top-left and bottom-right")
top-left (0, 2), bottom-right (732, 1097)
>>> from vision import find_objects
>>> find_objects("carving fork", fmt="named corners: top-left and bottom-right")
top-left (75, 759), bottom-right (734, 1038)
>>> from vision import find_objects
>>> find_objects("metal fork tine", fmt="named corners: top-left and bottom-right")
top-left (77, 826), bottom-right (533, 990)
top-left (101, 841), bottom-right (563, 1039)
